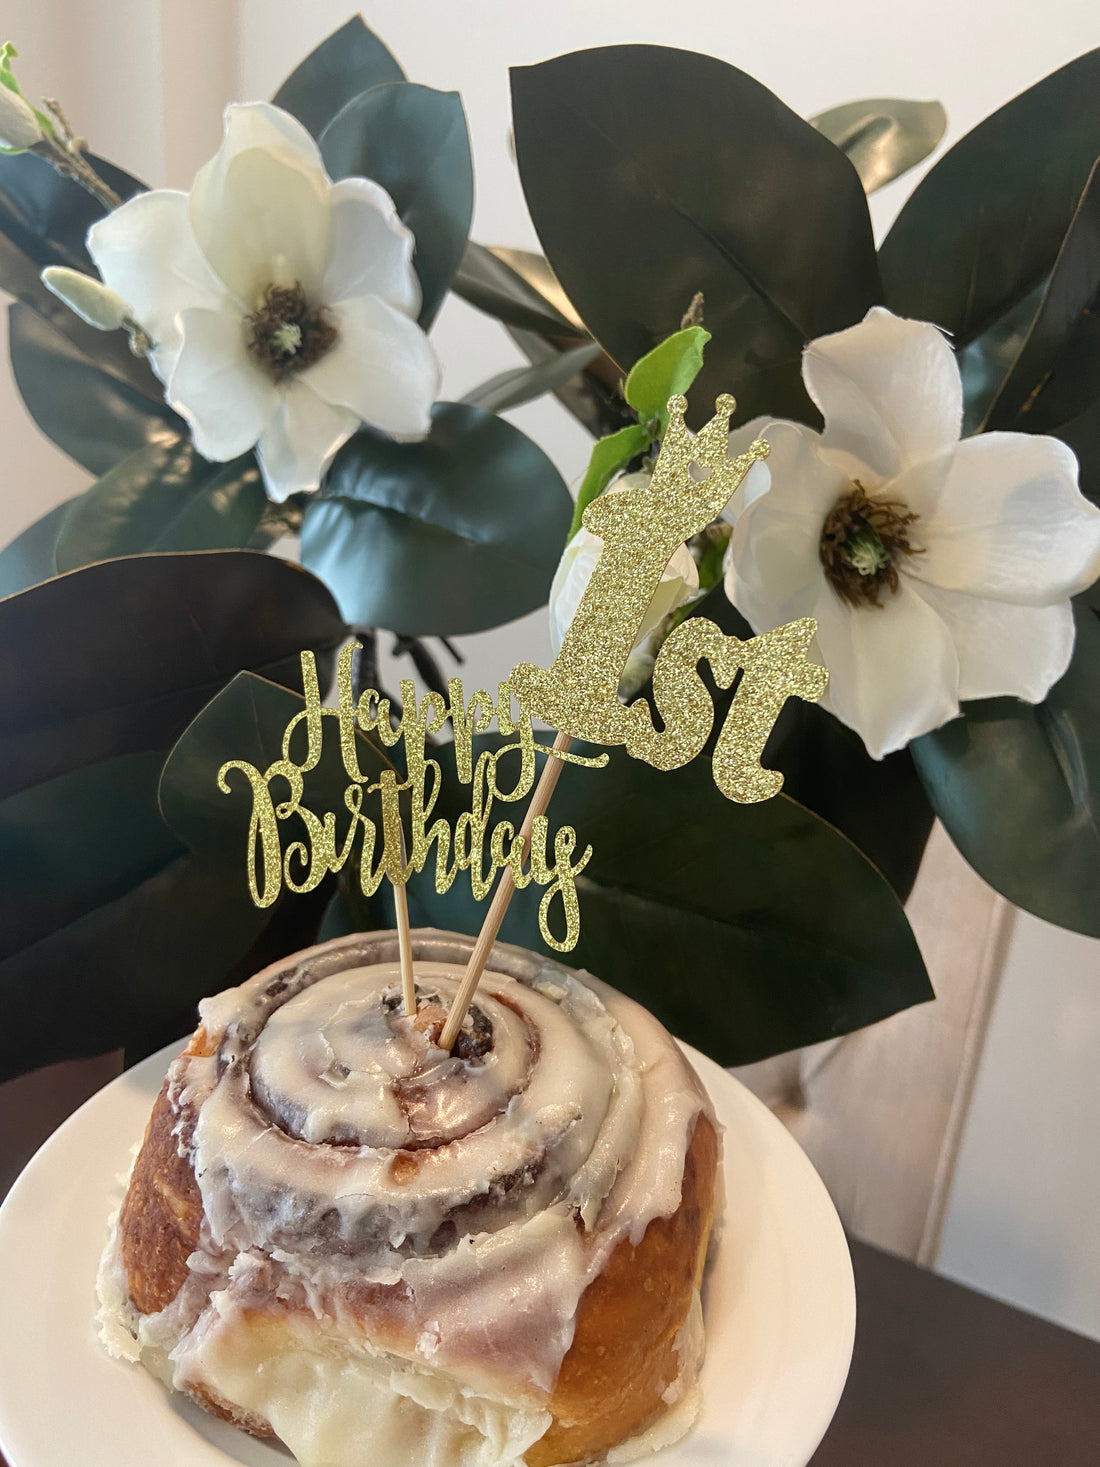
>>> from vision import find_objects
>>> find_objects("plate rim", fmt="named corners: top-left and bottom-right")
top-left (0, 1038), bottom-right (854, 1467)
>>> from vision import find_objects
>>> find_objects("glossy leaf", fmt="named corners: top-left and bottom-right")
top-left (567, 423), bottom-right (652, 539)
top-left (642, 583), bottom-right (935, 900)
top-left (55, 439), bottom-right (266, 570)
top-left (0, 750), bottom-right (181, 961)
top-left (452, 241), bottom-right (586, 339)
top-left (271, 15), bottom-right (405, 138)
top-left (403, 737), bottom-right (932, 1065)
top-left (624, 326), bottom-right (710, 432)
top-left (880, 50), bottom-right (1100, 350)
top-left (320, 82), bottom-right (472, 328)
top-left (461, 340), bottom-right (600, 413)
top-left (0, 148), bottom-right (143, 273)
top-left (983, 159), bottom-right (1100, 435)
top-left (301, 402), bottom-right (573, 636)
top-left (810, 98), bottom-right (947, 193)
top-left (0, 497), bottom-right (76, 597)
top-left (912, 603), bottom-right (1100, 936)
top-left (0, 551), bottom-right (347, 799)
top-left (0, 849), bottom-right (270, 1081)
top-left (511, 45), bottom-right (880, 428)
top-left (160, 670), bottom-right (392, 860)
top-left (8, 301), bottom-right (180, 474)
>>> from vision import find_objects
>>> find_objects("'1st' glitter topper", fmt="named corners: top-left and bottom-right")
top-left (218, 393), bottom-right (829, 1045)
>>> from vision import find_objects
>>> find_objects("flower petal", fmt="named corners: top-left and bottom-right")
top-left (167, 307), bottom-right (277, 461)
top-left (300, 295), bottom-right (440, 437)
top-left (804, 306), bottom-right (963, 485)
top-left (189, 145), bottom-right (332, 307)
top-left (911, 582), bottom-right (1075, 703)
top-left (812, 579), bottom-right (961, 759)
top-left (896, 431), bottom-right (1100, 605)
top-left (255, 380), bottom-right (359, 501)
top-left (724, 422), bottom-right (849, 626)
top-left (322, 177), bottom-right (420, 317)
top-left (87, 189), bottom-right (231, 374)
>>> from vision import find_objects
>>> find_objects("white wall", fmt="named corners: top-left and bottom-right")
top-left (0, 0), bottom-right (1097, 1337)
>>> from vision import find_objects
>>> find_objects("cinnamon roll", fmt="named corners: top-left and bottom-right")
top-left (98, 930), bottom-right (719, 1467)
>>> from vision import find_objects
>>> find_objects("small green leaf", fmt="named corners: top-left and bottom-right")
top-left (55, 439), bottom-right (266, 570)
top-left (271, 16), bottom-right (405, 139)
top-left (461, 340), bottom-right (599, 413)
top-left (623, 326), bottom-right (710, 433)
top-left (567, 422), bottom-right (652, 539)
top-left (912, 602), bottom-right (1100, 937)
top-left (301, 402), bottom-right (573, 636)
top-left (0, 497), bottom-right (76, 597)
top-left (810, 98), bottom-right (947, 193)
top-left (320, 83), bottom-right (472, 328)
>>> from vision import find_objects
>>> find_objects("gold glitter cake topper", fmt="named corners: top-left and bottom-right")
top-left (219, 393), bottom-right (829, 953)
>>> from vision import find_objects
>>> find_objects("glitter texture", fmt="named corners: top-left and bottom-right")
top-left (511, 395), bottom-right (829, 801)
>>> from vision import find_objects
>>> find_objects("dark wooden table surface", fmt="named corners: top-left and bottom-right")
top-left (3, 1058), bottom-right (1099, 1466)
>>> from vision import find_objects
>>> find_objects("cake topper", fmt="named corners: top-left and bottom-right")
top-left (219, 393), bottom-right (829, 1045)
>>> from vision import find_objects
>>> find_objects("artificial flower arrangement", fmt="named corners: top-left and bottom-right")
top-left (0, 17), bottom-right (1098, 1086)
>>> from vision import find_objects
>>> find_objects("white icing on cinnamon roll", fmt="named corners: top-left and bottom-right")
top-left (98, 930), bottom-right (714, 1467)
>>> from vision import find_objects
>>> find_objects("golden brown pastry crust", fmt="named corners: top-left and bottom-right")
top-left (119, 1077), bottom-right (716, 1467)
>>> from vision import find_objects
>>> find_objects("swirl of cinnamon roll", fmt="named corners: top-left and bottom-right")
top-left (98, 930), bottom-right (719, 1467)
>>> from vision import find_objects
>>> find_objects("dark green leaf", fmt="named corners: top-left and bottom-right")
top-left (0, 551), bottom-right (347, 798)
top-left (957, 281), bottom-right (1047, 435)
top-left (55, 439), bottom-right (266, 570)
top-left (1056, 397), bottom-right (1100, 507)
top-left (0, 148), bottom-right (143, 273)
top-left (159, 670), bottom-right (392, 860)
top-left (405, 736), bottom-right (932, 1065)
top-left (461, 340), bottom-right (600, 413)
top-left (912, 602), bottom-right (1100, 936)
top-left (0, 497), bottom-right (76, 597)
top-left (984, 159), bottom-right (1100, 434)
top-left (451, 241), bottom-right (586, 339)
top-left (640, 583), bottom-right (935, 900)
top-left (810, 98), bottom-right (947, 193)
top-left (320, 83), bottom-right (472, 328)
top-left (511, 45), bottom-right (880, 428)
top-left (0, 849), bottom-right (270, 1082)
top-left (301, 402), bottom-right (573, 636)
top-left (0, 750), bottom-right (181, 960)
top-left (880, 50), bottom-right (1100, 350)
top-left (8, 301), bottom-right (180, 473)
top-left (567, 422), bottom-right (652, 539)
top-left (0, 140), bottom-right (161, 407)
top-left (623, 326), bottom-right (710, 432)
top-left (272, 16), bottom-right (405, 139)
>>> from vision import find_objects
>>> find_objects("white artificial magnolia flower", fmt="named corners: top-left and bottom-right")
top-left (550, 472), bottom-right (699, 695)
top-left (86, 103), bottom-right (441, 500)
top-left (724, 307), bottom-right (1100, 759)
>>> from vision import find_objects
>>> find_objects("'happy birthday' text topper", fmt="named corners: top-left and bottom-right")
top-left (219, 394), bottom-right (829, 952)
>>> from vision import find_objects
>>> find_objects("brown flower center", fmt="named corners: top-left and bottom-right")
top-left (245, 282), bottom-right (337, 381)
top-left (819, 482), bottom-right (921, 608)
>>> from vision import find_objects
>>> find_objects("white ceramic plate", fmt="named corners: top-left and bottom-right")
top-left (0, 1041), bottom-right (854, 1467)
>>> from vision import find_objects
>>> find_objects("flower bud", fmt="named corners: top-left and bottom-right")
top-left (549, 470), bottom-right (700, 659)
top-left (0, 81), bottom-right (42, 151)
top-left (41, 265), bottom-right (131, 331)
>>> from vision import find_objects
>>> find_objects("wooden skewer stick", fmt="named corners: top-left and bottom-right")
top-left (439, 729), bottom-right (574, 1051)
top-left (395, 823), bottom-right (417, 1018)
